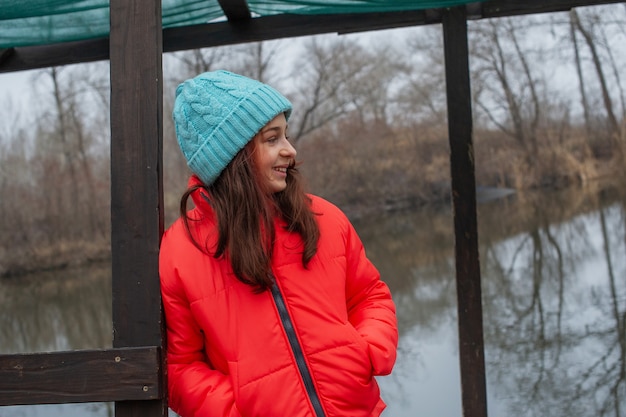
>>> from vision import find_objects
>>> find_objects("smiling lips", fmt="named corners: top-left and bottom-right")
top-left (273, 165), bottom-right (289, 176)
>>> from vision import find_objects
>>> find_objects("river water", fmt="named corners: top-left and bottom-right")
top-left (1, 182), bottom-right (625, 417)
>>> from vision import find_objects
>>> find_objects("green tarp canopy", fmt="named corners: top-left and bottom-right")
top-left (1, 0), bottom-right (481, 49)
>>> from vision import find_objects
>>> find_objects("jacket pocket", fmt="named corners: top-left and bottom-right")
top-left (305, 323), bottom-right (380, 415)
top-left (345, 322), bottom-right (374, 383)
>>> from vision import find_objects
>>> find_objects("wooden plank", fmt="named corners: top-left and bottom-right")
top-left (1, 0), bottom-right (621, 73)
top-left (478, 0), bottom-right (623, 18)
top-left (0, 347), bottom-right (161, 406)
top-left (109, 0), bottom-right (166, 414)
top-left (0, 10), bottom-right (430, 73)
top-left (162, 9), bottom-right (435, 51)
top-left (0, 38), bottom-right (108, 73)
top-left (0, 48), bottom-right (15, 66)
top-left (442, 6), bottom-right (488, 417)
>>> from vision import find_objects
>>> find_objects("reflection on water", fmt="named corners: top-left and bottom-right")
top-left (1, 183), bottom-right (624, 417)
top-left (0, 264), bottom-right (113, 417)
top-left (0, 264), bottom-right (112, 354)
top-left (478, 193), bottom-right (626, 417)
top-left (359, 182), bottom-right (626, 417)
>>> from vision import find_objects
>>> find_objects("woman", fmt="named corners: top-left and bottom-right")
top-left (159, 70), bottom-right (398, 417)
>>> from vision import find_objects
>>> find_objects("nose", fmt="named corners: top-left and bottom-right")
top-left (280, 137), bottom-right (297, 159)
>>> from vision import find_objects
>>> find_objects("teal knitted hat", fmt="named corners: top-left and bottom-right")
top-left (173, 70), bottom-right (292, 185)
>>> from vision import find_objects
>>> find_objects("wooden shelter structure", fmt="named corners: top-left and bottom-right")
top-left (0, 1), bottom-right (622, 416)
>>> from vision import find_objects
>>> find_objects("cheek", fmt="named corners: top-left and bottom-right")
top-left (252, 149), bottom-right (267, 170)
top-left (257, 150), bottom-right (274, 169)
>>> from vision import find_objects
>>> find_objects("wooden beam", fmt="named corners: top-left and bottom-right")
top-left (477, 0), bottom-right (622, 18)
top-left (217, 0), bottom-right (252, 21)
top-left (0, 48), bottom-right (14, 66)
top-left (2, 0), bottom-right (621, 74)
top-left (109, 0), bottom-right (166, 414)
top-left (0, 38), bottom-right (108, 73)
top-left (0, 10), bottom-right (431, 73)
top-left (442, 6), bottom-right (488, 417)
top-left (0, 347), bottom-right (161, 406)
top-left (163, 9), bottom-right (436, 51)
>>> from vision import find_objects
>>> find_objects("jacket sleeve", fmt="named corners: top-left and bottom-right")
top-left (160, 235), bottom-right (241, 417)
top-left (344, 219), bottom-right (399, 376)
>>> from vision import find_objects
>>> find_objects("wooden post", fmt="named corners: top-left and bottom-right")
top-left (442, 6), bottom-right (489, 417)
top-left (109, 0), bottom-right (166, 415)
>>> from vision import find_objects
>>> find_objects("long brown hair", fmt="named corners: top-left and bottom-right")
top-left (180, 141), bottom-right (320, 292)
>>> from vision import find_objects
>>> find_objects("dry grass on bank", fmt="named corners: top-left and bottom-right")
top-left (299, 121), bottom-right (623, 217)
top-left (474, 127), bottom-right (621, 190)
top-left (0, 239), bottom-right (110, 278)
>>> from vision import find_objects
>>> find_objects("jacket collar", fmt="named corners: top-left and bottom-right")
top-left (188, 175), bottom-right (214, 215)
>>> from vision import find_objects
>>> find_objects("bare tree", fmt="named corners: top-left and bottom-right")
top-left (571, 9), bottom-right (621, 143)
top-left (471, 17), bottom-right (546, 158)
top-left (49, 67), bottom-right (80, 208)
top-left (287, 36), bottom-right (403, 141)
top-left (235, 41), bottom-right (284, 84)
top-left (171, 48), bottom-right (229, 82)
top-left (395, 26), bottom-right (448, 126)
top-left (569, 11), bottom-right (593, 138)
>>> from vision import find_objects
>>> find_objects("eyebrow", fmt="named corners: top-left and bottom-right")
top-left (261, 124), bottom-right (288, 134)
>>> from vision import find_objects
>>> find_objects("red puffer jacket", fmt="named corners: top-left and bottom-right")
top-left (159, 177), bottom-right (398, 417)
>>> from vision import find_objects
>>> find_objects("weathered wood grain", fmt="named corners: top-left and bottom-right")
top-left (0, 347), bottom-right (161, 406)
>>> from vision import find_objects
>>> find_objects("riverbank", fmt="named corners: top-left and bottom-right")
top-left (0, 239), bottom-right (110, 279)
top-left (2, 172), bottom-right (622, 280)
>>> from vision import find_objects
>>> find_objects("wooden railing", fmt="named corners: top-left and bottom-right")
top-left (0, 347), bottom-right (162, 405)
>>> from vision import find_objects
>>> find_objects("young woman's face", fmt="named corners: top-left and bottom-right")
top-left (252, 113), bottom-right (296, 194)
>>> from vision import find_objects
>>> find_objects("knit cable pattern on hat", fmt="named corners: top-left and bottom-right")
top-left (173, 70), bottom-right (292, 185)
